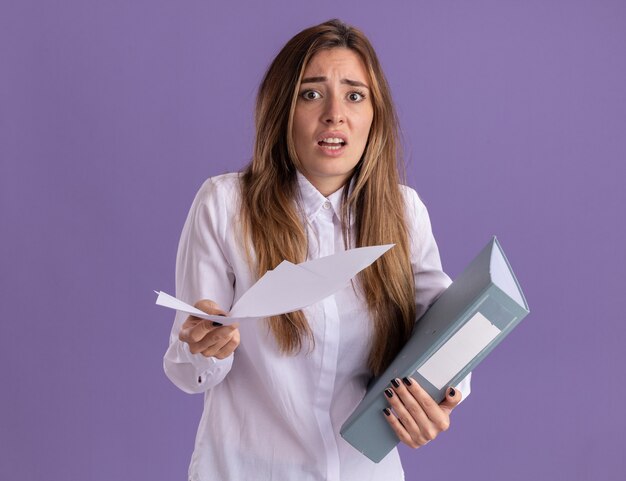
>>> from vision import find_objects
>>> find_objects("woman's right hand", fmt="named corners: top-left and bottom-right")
top-left (178, 299), bottom-right (240, 359)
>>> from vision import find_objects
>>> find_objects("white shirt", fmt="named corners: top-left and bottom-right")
top-left (164, 171), bottom-right (471, 481)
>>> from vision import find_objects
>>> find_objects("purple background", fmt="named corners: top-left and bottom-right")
top-left (2, 1), bottom-right (625, 480)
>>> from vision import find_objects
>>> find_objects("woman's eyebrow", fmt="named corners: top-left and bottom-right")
top-left (301, 76), bottom-right (370, 89)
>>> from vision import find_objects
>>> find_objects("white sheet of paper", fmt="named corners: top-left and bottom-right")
top-left (154, 290), bottom-right (229, 323)
top-left (155, 244), bottom-right (393, 324)
top-left (417, 312), bottom-right (501, 389)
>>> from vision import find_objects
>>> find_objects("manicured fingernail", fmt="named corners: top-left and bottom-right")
top-left (385, 388), bottom-right (393, 398)
top-left (449, 387), bottom-right (456, 397)
top-left (402, 377), bottom-right (412, 386)
top-left (391, 378), bottom-right (400, 388)
top-left (212, 321), bottom-right (223, 326)
top-left (383, 408), bottom-right (391, 416)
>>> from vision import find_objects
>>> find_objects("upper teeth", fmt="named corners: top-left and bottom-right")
top-left (321, 138), bottom-right (344, 143)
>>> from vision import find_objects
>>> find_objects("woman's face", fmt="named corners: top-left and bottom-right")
top-left (292, 48), bottom-right (374, 196)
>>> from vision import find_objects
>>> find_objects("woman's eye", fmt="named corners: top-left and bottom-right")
top-left (302, 90), bottom-right (321, 100)
top-left (348, 91), bottom-right (365, 102)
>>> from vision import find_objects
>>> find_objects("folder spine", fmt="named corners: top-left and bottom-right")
top-left (340, 237), bottom-right (530, 463)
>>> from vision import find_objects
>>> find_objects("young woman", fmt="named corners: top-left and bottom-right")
top-left (164, 19), bottom-right (471, 481)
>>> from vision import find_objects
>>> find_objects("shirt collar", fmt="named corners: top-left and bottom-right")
top-left (296, 170), bottom-right (355, 224)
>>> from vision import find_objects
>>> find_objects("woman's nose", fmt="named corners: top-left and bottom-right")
top-left (322, 95), bottom-right (345, 125)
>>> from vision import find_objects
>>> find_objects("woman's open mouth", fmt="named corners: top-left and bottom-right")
top-left (317, 138), bottom-right (347, 156)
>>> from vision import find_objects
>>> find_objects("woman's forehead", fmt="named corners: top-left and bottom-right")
top-left (303, 48), bottom-right (369, 81)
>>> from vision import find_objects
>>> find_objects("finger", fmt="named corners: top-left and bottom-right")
top-left (382, 407), bottom-right (425, 449)
top-left (179, 316), bottom-right (217, 343)
top-left (192, 323), bottom-right (239, 351)
top-left (439, 386), bottom-right (462, 413)
top-left (194, 299), bottom-right (228, 317)
top-left (210, 335), bottom-right (240, 359)
top-left (179, 315), bottom-right (201, 340)
top-left (191, 327), bottom-right (229, 354)
top-left (398, 377), bottom-right (450, 431)
top-left (181, 315), bottom-right (202, 329)
top-left (383, 386), bottom-right (428, 445)
top-left (187, 320), bottom-right (218, 343)
top-left (387, 379), bottom-right (432, 434)
top-left (201, 328), bottom-right (240, 358)
top-left (199, 331), bottom-right (232, 356)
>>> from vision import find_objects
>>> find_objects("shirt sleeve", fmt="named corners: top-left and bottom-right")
top-left (163, 178), bottom-right (236, 394)
top-left (404, 186), bottom-right (472, 403)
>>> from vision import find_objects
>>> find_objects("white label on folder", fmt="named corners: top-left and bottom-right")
top-left (417, 312), bottom-right (501, 390)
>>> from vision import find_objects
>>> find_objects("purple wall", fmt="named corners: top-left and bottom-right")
top-left (2, 1), bottom-right (625, 480)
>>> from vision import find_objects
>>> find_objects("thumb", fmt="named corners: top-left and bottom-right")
top-left (439, 386), bottom-right (462, 413)
top-left (194, 299), bottom-right (228, 317)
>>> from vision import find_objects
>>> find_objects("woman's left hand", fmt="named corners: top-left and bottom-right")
top-left (383, 377), bottom-right (461, 449)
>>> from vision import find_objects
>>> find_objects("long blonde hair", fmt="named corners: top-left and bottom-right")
top-left (241, 19), bottom-right (416, 376)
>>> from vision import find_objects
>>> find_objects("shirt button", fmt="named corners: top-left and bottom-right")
top-left (323, 201), bottom-right (331, 210)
